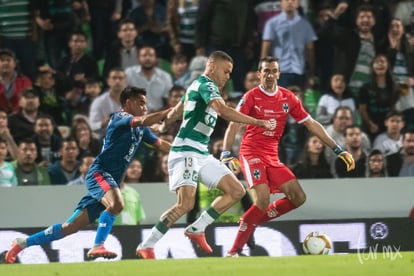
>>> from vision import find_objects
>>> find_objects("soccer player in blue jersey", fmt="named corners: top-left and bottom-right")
top-left (2, 87), bottom-right (172, 264)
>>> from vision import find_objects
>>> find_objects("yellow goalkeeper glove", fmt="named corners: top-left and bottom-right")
top-left (333, 145), bottom-right (355, 172)
top-left (220, 150), bottom-right (241, 174)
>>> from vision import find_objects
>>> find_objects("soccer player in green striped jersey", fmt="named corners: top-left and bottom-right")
top-left (136, 51), bottom-right (272, 259)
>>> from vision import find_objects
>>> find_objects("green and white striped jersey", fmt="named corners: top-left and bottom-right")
top-left (171, 75), bottom-right (222, 155)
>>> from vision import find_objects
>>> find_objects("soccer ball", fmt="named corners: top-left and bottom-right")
top-left (302, 232), bottom-right (332, 255)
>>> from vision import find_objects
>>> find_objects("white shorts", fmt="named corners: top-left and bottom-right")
top-left (168, 151), bottom-right (232, 192)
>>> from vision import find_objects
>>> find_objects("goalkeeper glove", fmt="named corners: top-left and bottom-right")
top-left (220, 150), bottom-right (241, 174)
top-left (332, 145), bottom-right (355, 172)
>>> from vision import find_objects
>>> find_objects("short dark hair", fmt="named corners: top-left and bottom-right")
top-left (208, 51), bottom-right (233, 64)
top-left (258, 56), bottom-right (279, 71)
top-left (18, 137), bottom-right (36, 146)
top-left (344, 125), bottom-right (361, 136)
top-left (118, 18), bottom-right (136, 31)
top-left (120, 86), bottom-right (147, 107)
top-left (385, 110), bottom-right (404, 120)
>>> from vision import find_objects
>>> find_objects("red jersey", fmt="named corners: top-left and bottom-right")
top-left (237, 85), bottom-right (310, 164)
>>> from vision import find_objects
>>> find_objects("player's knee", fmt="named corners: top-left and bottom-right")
top-left (231, 185), bottom-right (246, 201)
top-left (293, 191), bottom-right (306, 207)
top-left (108, 201), bottom-right (124, 215)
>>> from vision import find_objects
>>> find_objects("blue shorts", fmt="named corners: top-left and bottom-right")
top-left (74, 170), bottom-right (119, 223)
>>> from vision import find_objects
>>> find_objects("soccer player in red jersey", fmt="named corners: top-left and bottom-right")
top-left (222, 56), bottom-right (355, 256)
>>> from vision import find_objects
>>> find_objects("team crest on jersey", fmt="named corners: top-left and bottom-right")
top-left (282, 103), bottom-right (289, 113)
top-left (253, 169), bottom-right (261, 180)
top-left (118, 112), bottom-right (130, 117)
top-left (183, 170), bottom-right (191, 179)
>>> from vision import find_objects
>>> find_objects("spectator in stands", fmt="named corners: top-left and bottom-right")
top-left (152, 153), bottom-right (169, 183)
top-left (321, 4), bottom-right (382, 100)
top-left (0, 109), bottom-right (18, 161)
top-left (34, 0), bottom-right (77, 68)
top-left (196, 0), bottom-right (257, 92)
top-left (316, 74), bottom-right (356, 126)
top-left (125, 46), bottom-right (173, 112)
top-left (128, 0), bottom-right (173, 60)
top-left (0, 137), bottom-right (17, 187)
top-left (261, 0), bottom-right (316, 89)
top-left (335, 125), bottom-right (367, 178)
top-left (291, 134), bottom-right (333, 179)
top-left (366, 149), bottom-right (387, 177)
top-left (67, 154), bottom-right (95, 186)
top-left (103, 18), bottom-right (140, 80)
top-left (78, 78), bottom-right (102, 116)
top-left (89, 67), bottom-right (125, 138)
top-left (280, 85), bottom-right (308, 166)
top-left (382, 18), bottom-right (414, 88)
top-left (170, 54), bottom-right (191, 88)
top-left (335, 0), bottom-right (391, 42)
top-left (34, 68), bottom-right (69, 126)
top-left (386, 129), bottom-right (414, 176)
top-left (0, 1), bottom-right (38, 81)
top-left (184, 55), bottom-right (207, 88)
top-left (166, 0), bottom-right (198, 61)
top-left (244, 71), bottom-right (261, 92)
top-left (70, 114), bottom-right (102, 160)
top-left (325, 106), bottom-right (371, 175)
top-left (372, 110), bottom-right (405, 156)
top-left (12, 138), bottom-right (51, 186)
top-left (359, 53), bottom-right (400, 141)
top-left (114, 159), bottom-right (146, 225)
top-left (392, 0), bottom-right (414, 39)
top-left (33, 115), bottom-right (62, 167)
top-left (48, 137), bottom-right (80, 185)
top-left (8, 88), bottom-right (46, 145)
top-left (56, 30), bottom-right (99, 85)
top-left (0, 48), bottom-right (32, 114)
top-left (158, 85), bottom-right (185, 137)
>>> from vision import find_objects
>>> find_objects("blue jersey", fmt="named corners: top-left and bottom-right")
top-left (87, 111), bottom-right (159, 184)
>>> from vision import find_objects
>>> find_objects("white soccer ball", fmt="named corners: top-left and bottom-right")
top-left (302, 232), bottom-right (332, 255)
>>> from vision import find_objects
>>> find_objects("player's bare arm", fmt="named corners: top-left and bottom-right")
top-left (304, 117), bottom-right (355, 171)
top-left (303, 118), bottom-right (337, 148)
top-left (132, 108), bottom-right (172, 127)
top-left (210, 98), bottom-right (271, 129)
top-left (223, 121), bottom-right (242, 150)
top-left (159, 101), bottom-right (184, 133)
top-left (154, 139), bottom-right (172, 154)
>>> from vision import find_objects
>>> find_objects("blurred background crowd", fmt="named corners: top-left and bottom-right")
top-left (1, 0), bottom-right (414, 199)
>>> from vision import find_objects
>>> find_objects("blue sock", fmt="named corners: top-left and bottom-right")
top-left (27, 224), bottom-right (63, 247)
top-left (94, 211), bottom-right (116, 245)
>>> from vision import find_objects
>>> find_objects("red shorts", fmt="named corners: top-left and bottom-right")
top-left (239, 154), bottom-right (296, 194)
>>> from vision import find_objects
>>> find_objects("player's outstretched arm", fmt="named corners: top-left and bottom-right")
top-left (304, 117), bottom-right (355, 171)
top-left (154, 139), bottom-right (171, 154)
top-left (159, 101), bottom-right (184, 133)
top-left (132, 108), bottom-right (172, 127)
top-left (210, 99), bottom-right (271, 129)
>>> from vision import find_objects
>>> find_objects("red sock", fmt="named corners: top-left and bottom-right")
top-left (258, 197), bottom-right (297, 224)
top-left (229, 205), bottom-right (265, 253)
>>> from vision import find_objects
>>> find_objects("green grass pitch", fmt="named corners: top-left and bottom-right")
top-left (1, 252), bottom-right (413, 276)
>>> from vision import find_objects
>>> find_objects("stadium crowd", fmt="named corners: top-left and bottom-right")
top-left (0, 0), bottom-right (414, 191)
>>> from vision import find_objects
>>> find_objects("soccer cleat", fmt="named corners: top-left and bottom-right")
top-left (87, 246), bottom-right (117, 259)
top-left (4, 238), bottom-right (25, 264)
top-left (225, 249), bottom-right (245, 257)
top-left (136, 244), bottom-right (155, 259)
top-left (184, 226), bottom-right (213, 254)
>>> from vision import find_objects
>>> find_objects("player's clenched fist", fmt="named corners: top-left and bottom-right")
top-left (333, 145), bottom-right (355, 172)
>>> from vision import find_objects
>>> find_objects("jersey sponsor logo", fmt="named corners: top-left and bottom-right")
top-left (282, 103), bottom-right (289, 113)
top-left (263, 130), bottom-right (276, 136)
top-left (117, 112), bottom-right (130, 117)
top-left (248, 158), bottom-right (260, 165)
top-left (264, 109), bottom-right (275, 113)
top-left (253, 169), bottom-right (261, 179)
